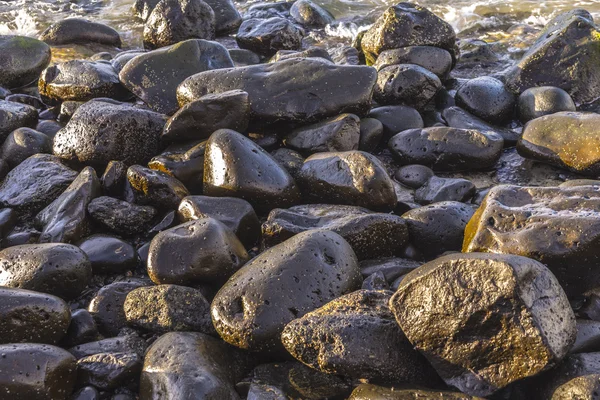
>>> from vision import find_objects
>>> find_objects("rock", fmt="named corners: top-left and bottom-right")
top-left (38, 60), bottom-right (129, 104)
top-left (229, 48), bottom-right (261, 66)
top-left (124, 284), bottom-right (215, 334)
top-left (36, 167), bottom-right (101, 244)
top-left (177, 58), bottom-right (377, 128)
top-left (119, 39), bottom-right (233, 115)
top-left (552, 374), bottom-right (600, 400)
top-left (77, 352), bottom-right (142, 390)
top-left (329, 45), bottom-right (360, 65)
top-left (36, 120), bottom-right (63, 137)
top-left (442, 106), bottom-right (520, 146)
top-left (402, 201), bottom-right (474, 259)
top-left (374, 46), bottom-right (453, 78)
top-left (262, 204), bottom-right (408, 260)
top-left (140, 332), bottom-right (250, 399)
top-left (358, 117), bottom-right (383, 152)
top-left (88, 279), bottom-right (149, 336)
top-left (127, 165), bottom-right (190, 210)
top-left (111, 50), bottom-right (145, 73)
top-left (284, 113), bottom-right (360, 155)
top-left (244, 1), bottom-right (292, 20)
top-left (211, 230), bottom-right (361, 354)
top-left (143, 0), bottom-right (215, 49)
top-left (0, 243), bottom-right (92, 299)
top-left (1, 128), bottom-right (51, 168)
top-left (368, 105), bottom-right (423, 141)
top-left (389, 127), bottom-right (504, 171)
top-left (61, 309), bottom-right (99, 348)
top-left (53, 100), bottom-right (166, 167)
top-left (517, 112), bottom-right (600, 176)
top-left (571, 320), bottom-right (600, 354)
top-left (204, 0), bottom-right (242, 34)
top-left (463, 185), bottom-right (600, 297)
top-left (148, 217), bottom-right (248, 285)
top-left (360, 257), bottom-right (421, 282)
top-left (415, 176), bottom-right (475, 205)
top-left (0, 100), bottom-right (38, 141)
top-left (100, 161), bottom-right (128, 197)
top-left (5, 93), bottom-right (45, 109)
top-left (236, 17), bottom-right (303, 57)
top-left (282, 289), bottom-right (440, 383)
top-left (148, 141), bottom-right (205, 194)
top-left (361, 2), bottom-right (457, 65)
top-left (395, 164), bottom-right (434, 188)
top-left (269, 47), bottom-right (333, 63)
top-left (0, 35), bottom-right (51, 89)
top-left (505, 9), bottom-right (600, 105)
top-left (69, 334), bottom-right (147, 359)
top-left (518, 86), bottom-right (576, 123)
top-left (203, 129), bottom-right (300, 214)
top-left (133, 0), bottom-right (160, 21)
top-left (0, 208), bottom-right (16, 241)
top-left (39, 19), bottom-right (121, 46)
top-left (0, 287), bottom-right (70, 344)
top-left (178, 195), bottom-right (260, 248)
top-left (290, 0), bottom-right (333, 28)
top-left (297, 151), bottom-right (397, 211)
top-left (162, 89), bottom-right (248, 141)
top-left (455, 76), bottom-right (516, 124)
top-left (390, 252), bottom-right (576, 397)
top-left (0, 343), bottom-right (76, 400)
top-left (78, 234), bottom-right (137, 274)
top-left (349, 384), bottom-right (483, 399)
top-left (271, 148), bottom-right (304, 177)
top-left (72, 386), bottom-right (100, 400)
top-left (375, 64), bottom-right (441, 109)
top-left (88, 196), bottom-right (157, 236)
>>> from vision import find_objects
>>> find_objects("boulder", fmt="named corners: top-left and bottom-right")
top-left (0, 35), bottom-right (51, 89)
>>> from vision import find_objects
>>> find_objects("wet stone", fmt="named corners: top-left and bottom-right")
top-left (290, 0), bottom-right (334, 28)
top-left (571, 320), bottom-right (600, 354)
top-left (368, 105), bottom-right (424, 141)
top-left (148, 140), bottom-right (206, 194)
top-left (1, 127), bottom-right (51, 168)
top-left (39, 18), bottom-right (121, 47)
top-left (61, 309), bottom-right (99, 348)
top-left (455, 76), bottom-right (516, 124)
top-left (78, 234), bottom-right (137, 275)
top-left (77, 352), bottom-right (142, 391)
top-left (88, 196), bottom-right (157, 236)
top-left (0, 99), bottom-right (38, 142)
top-left (0, 35), bottom-right (51, 89)
top-left (415, 176), bottom-right (476, 205)
top-left (269, 47), bottom-right (333, 63)
top-left (395, 164), bottom-right (434, 189)
top-left (236, 17), bottom-right (303, 57)
top-left (518, 86), bottom-right (576, 123)
top-left (441, 106), bottom-right (521, 146)
top-left (374, 64), bottom-right (442, 109)
top-left (203, 0), bottom-right (243, 34)
top-left (270, 148), bottom-right (305, 178)
top-left (359, 117), bottom-right (383, 152)
top-left (68, 334), bottom-right (147, 359)
top-left (349, 384), bottom-right (484, 400)
top-left (551, 374), bottom-right (600, 400)
top-left (284, 113), bottom-right (360, 155)
top-left (359, 257), bottom-right (422, 282)
top-left (374, 46), bottom-right (453, 78)
top-left (127, 165), bottom-right (190, 210)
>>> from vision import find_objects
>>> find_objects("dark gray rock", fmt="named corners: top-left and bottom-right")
top-left (69, 334), bottom-right (147, 359)
top-left (358, 117), bottom-right (383, 152)
top-left (374, 64), bottom-right (441, 109)
top-left (229, 48), bottom-right (261, 66)
top-left (61, 309), bottom-right (99, 348)
top-left (395, 164), bottom-right (434, 188)
top-left (349, 384), bottom-right (482, 399)
top-left (0, 35), bottom-right (51, 89)
top-left (143, 0), bottom-right (215, 49)
top-left (203, 129), bottom-right (300, 214)
top-left (77, 352), bottom-right (142, 390)
top-left (368, 105), bottom-right (423, 141)
top-left (270, 148), bottom-right (304, 178)
top-left (236, 17), bottom-right (303, 57)
top-left (390, 252), bottom-right (576, 397)
top-left (518, 86), bottom-right (576, 123)
top-left (415, 176), bottom-right (475, 205)
top-left (39, 19), bottom-right (121, 46)
top-left (53, 100), bottom-right (166, 167)
top-left (78, 234), bottom-right (137, 274)
top-left (571, 320), bottom-right (600, 354)
top-left (455, 76), bottom-right (516, 124)
top-left (269, 47), bottom-right (333, 63)
top-left (148, 217), bottom-right (248, 284)
top-left (442, 106), bottom-right (520, 146)
top-left (360, 257), bottom-right (421, 282)
top-left (162, 89), bottom-right (248, 141)
top-left (374, 46), bottom-right (453, 78)
top-left (204, 0), bottom-right (243, 34)
top-left (284, 113), bottom-right (360, 155)
top-left (290, 0), bottom-right (334, 28)
top-left (148, 140), bottom-right (205, 194)
top-left (177, 58), bottom-right (377, 128)
top-left (88, 196), bottom-right (157, 236)
top-left (1, 127), bottom-right (51, 168)
top-left (127, 165), bottom-right (190, 210)
top-left (119, 39), bottom-right (233, 115)
top-left (0, 100), bottom-right (38, 141)
top-left (297, 150), bottom-right (397, 211)
top-left (211, 230), bottom-right (361, 354)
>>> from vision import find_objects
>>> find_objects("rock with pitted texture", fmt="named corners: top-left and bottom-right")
top-left (39, 19), bottom-right (121, 46)
top-left (262, 204), bottom-right (408, 260)
top-left (119, 39), bottom-right (233, 115)
top-left (143, 0), bottom-right (215, 49)
top-left (0, 35), bottom-right (51, 89)
top-left (0, 343), bottom-right (77, 400)
top-left (389, 127), bottom-right (504, 171)
top-left (390, 252), bottom-right (576, 396)
top-left (282, 289), bottom-right (441, 383)
top-left (297, 150), bottom-right (397, 211)
top-left (38, 60), bottom-right (129, 104)
top-left (140, 332), bottom-right (251, 399)
top-left (53, 100), bottom-right (166, 167)
top-left (148, 217), bottom-right (248, 285)
top-left (88, 196), bottom-right (157, 236)
top-left (211, 230), bottom-right (361, 354)
top-left (361, 2), bottom-right (457, 65)
top-left (349, 384), bottom-right (483, 399)
top-left (552, 374), bottom-right (600, 400)
top-left (177, 58), bottom-right (377, 128)
top-left (284, 113), bottom-right (360, 155)
top-left (517, 112), bottom-right (600, 176)
top-left (203, 129), bottom-right (300, 214)
top-left (463, 184), bottom-right (600, 297)
top-left (375, 64), bottom-right (441, 109)
top-left (236, 17), bottom-right (303, 57)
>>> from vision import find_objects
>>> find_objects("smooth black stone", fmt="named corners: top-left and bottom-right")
top-left (36, 167), bottom-right (101, 244)
top-left (374, 46), bottom-right (453, 78)
top-left (284, 113), bottom-right (360, 156)
top-left (0, 287), bottom-right (70, 344)
top-left (5, 93), bottom-right (45, 109)
top-left (571, 320), bottom-right (600, 354)
top-left (0, 243), bottom-right (92, 299)
top-left (368, 105), bottom-right (424, 141)
top-left (163, 89), bottom-right (248, 142)
top-left (395, 164), bottom-right (434, 188)
top-left (0, 35), bottom-right (51, 89)
top-left (374, 64), bottom-right (441, 109)
top-left (442, 106), bottom-right (520, 146)
top-left (71, 386), bottom-right (100, 400)
top-left (358, 117), bottom-right (383, 152)
top-left (0, 343), bottom-right (77, 400)
top-left (36, 120), bottom-right (63, 137)
top-left (455, 76), bottom-right (516, 124)
top-left (270, 148), bottom-right (304, 178)
top-left (127, 165), bottom-right (190, 210)
top-left (87, 279), bottom-right (150, 337)
top-left (148, 217), bottom-right (249, 284)
top-left (290, 0), bottom-right (333, 27)
top-left (53, 99), bottom-right (166, 167)
top-left (88, 196), bottom-right (157, 236)
top-left (178, 195), bottom-right (260, 248)
top-left (111, 50), bottom-right (146, 73)
top-left (211, 230), bottom-right (362, 354)
top-left (149, 141), bottom-right (205, 194)
top-left (119, 39), bottom-right (233, 115)
top-left (0, 99), bottom-right (38, 141)
top-left (1, 127), bottom-right (51, 168)
top-left (2, 228), bottom-right (41, 248)
top-left (100, 161), bottom-right (128, 198)
top-left (518, 86), bottom-right (576, 123)
top-left (236, 17), bottom-right (303, 57)
top-left (415, 176), bottom-right (476, 205)
top-left (78, 234), bottom-right (137, 274)
top-left (39, 18), bottom-right (121, 46)
top-left (203, 129), bottom-right (300, 214)
top-left (148, 210), bottom-right (178, 234)
top-left (38, 60), bottom-right (129, 104)
top-left (61, 309), bottom-right (99, 348)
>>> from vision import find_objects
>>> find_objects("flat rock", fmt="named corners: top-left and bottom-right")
top-left (39, 18), bottom-right (121, 46)
top-left (442, 106), bottom-right (520, 146)
top-left (284, 113), bottom-right (360, 155)
top-left (349, 384), bottom-right (483, 400)
top-left (88, 196), bottom-right (157, 236)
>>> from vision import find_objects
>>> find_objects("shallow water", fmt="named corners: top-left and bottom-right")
top-left (2, 0), bottom-right (600, 60)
